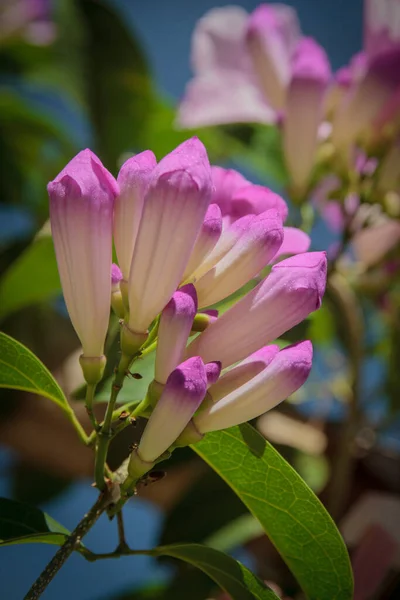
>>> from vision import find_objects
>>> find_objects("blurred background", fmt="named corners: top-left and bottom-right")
top-left (1, 0), bottom-right (399, 598)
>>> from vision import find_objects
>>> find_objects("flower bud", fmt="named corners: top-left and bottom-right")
top-left (208, 345), bottom-right (280, 402)
top-left (127, 138), bottom-right (212, 334)
top-left (283, 37), bottom-right (331, 196)
top-left (186, 252), bottom-right (326, 368)
top-left (194, 209), bottom-right (284, 308)
top-left (246, 4), bottom-right (301, 110)
top-left (48, 149), bottom-right (118, 359)
top-left (194, 341), bottom-right (313, 432)
top-left (155, 285), bottom-right (198, 385)
top-left (137, 357), bottom-right (208, 463)
top-left (115, 151), bottom-right (157, 281)
top-left (111, 263), bottom-right (124, 318)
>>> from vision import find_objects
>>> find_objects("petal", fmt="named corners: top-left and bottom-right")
top-left (231, 183), bottom-right (289, 222)
top-left (155, 284), bottom-right (198, 385)
top-left (115, 150), bottom-right (157, 280)
top-left (186, 252), bottom-right (326, 368)
top-left (352, 218), bottom-right (400, 267)
top-left (211, 166), bottom-right (249, 217)
top-left (283, 38), bottom-right (331, 195)
top-left (273, 227), bottom-right (311, 259)
top-left (195, 341), bottom-right (313, 432)
top-left (138, 357), bottom-right (207, 462)
top-left (191, 6), bottom-right (250, 74)
top-left (194, 209), bottom-right (284, 308)
top-left (177, 71), bottom-right (274, 129)
top-left (205, 361), bottom-right (222, 386)
top-left (364, 0), bottom-right (400, 59)
top-left (127, 138), bottom-right (212, 333)
top-left (189, 214), bottom-right (256, 281)
top-left (183, 203), bottom-right (222, 281)
top-left (48, 149), bottom-right (117, 357)
top-left (246, 3), bottom-right (301, 109)
top-left (209, 344), bottom-right (280, 402)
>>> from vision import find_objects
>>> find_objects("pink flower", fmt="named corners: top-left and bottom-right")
top-left (177, 4), bottom-right (302, 128)
top-left (155, 285), bottom-right (198, 385)
top-left (282, 38), bottom-right (331, 196)
top-left (127, 138), bottom-right (212, 334)
top-left (186, 252), bottom-right (327, 369)
top-left (137, 357), bottom-right (208, 462)
top-left (115, 150), bottom-right (156, 281)
top-left (332, 0), bottom-right (400, 152)
top-left (195, 341), bottom-right (313, 433)
top-left (48, 149), bottom-right (118, 358)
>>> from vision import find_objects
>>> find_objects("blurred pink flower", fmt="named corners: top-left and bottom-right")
top-left (178, 4), bottom-right (310, 128)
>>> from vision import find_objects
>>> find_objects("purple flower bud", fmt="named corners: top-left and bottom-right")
top-left (155, 284), bottom-right (198, 385)
top-left (111, 263), bottom-right (123, 293)
top-left (195, 341), bottom-right (313, 432)
top-left (127, 138), bottom-right (212, 334)
top-left (48, 149), bottom-right (118, 357)
top-left (186, 252), bottom-right (326, 368)
top-left (138, 357), bottom-right (208, 462)
top-left (246, 3), bottom-right (301, 109)
top-left (115, 151), bottom-right (157, 280)
top-left (194, 209), bottom-right (284, 308)
top-left (283, 37), bottom-right (331, 195)
top-left (205, 361), bottom-right (222, 386)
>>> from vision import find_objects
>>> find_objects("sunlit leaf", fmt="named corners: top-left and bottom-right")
top-left (0, 332), bottom-right (68, 411)
top-left (193, 424), bottom-right (353, 600)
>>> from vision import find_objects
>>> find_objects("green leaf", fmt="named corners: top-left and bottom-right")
top-left (0, 332), bottom-right (69, 411)
top-left (193, 424), bottom-right (353, 600)
top-left (0, 234), bottom-right (60, 321)
top-left (0, 497), bottom-right (69, 547)
top-left (151, 543), bottom-right (280, 600)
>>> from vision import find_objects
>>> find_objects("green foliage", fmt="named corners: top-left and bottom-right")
top-left (0, 497), bottom-right (69, 547)
top-left (77, 0), bottom-right (154, 169)
top-left (150, 543), bottom-right (280, 600)
top-left (193, 424), bottom-right (354, 600)
top-left (0, 235), bottom-right (60, 321)
top-left (0, 331), bottom-right (68, 411)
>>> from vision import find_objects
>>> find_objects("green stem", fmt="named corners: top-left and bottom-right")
top-left (85, 383), bottom-right (98, 431)
top-left (94, 353), bottom-right (132, 491)
top-left (64, 408), bottom-right (89, 446)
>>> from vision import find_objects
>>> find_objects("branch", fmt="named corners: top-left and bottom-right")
top-left (24, 492), bottom-right (112, 599)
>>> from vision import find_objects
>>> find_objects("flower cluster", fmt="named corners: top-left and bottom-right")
top-left (178, 1), bottom-right (400, 263)
top-left (48, 138), bottom-right (326, 477)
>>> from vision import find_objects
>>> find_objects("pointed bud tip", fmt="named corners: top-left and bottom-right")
top-left (166, 356), bottom-right (207, 399)
top-left (203, 203), bottom-right (223, 234)
top-left (205, 361), bottom-right (222, 385)
top-left (291, 37), bottom-right (331, 83)
top-left (117, 150), bottom-right (157, 183)
top-left (164, 284), bottom-right (198, 317)
top-left (273, 251), bottom-right (327, 309)
top-left (279, 340), bottom-right (313, 383)
top-left (155, 137), bottom-right (212, 195)
top-left (111, 263), bottom-right (123, 285)
top-left (48, 148), bottom-right (119, 200)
